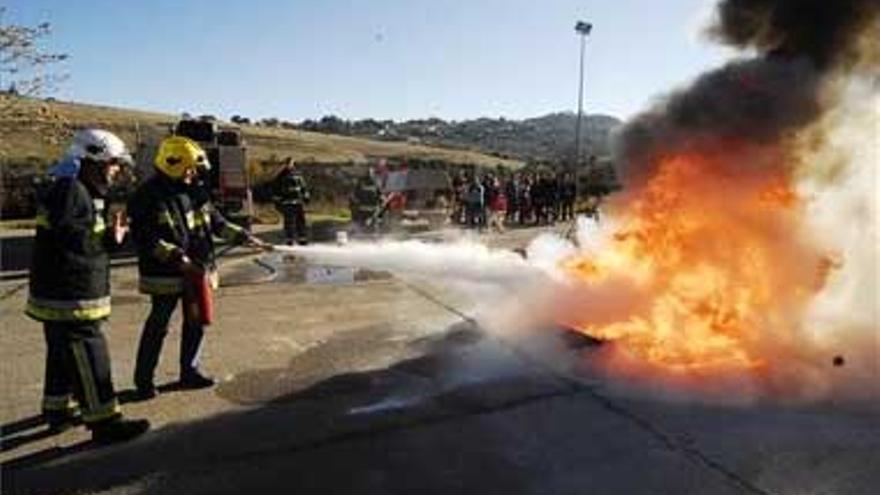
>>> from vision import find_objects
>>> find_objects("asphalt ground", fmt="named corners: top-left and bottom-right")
top-left (1, 225), bottom-right (878, 494)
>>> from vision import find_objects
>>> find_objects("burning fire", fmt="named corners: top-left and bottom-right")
top-left (545, 0), bottom-right (879, 399)
top-left (561, 147), bottom-right (834, 381)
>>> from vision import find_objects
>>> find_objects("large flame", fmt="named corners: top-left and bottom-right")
top-left (561, 145), bottom-right (835, 386)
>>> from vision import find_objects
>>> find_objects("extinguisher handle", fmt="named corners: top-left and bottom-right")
top-left (180, 256), bottom-right (205, 276)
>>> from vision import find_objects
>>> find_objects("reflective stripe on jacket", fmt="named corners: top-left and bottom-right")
top-left (26, 295), bottom-right (112, 322)
top-left (128, 175), bottom-right (246, 295)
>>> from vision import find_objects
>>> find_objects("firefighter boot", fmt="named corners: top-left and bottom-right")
top-left (133, 384), bottom-right (158, 401)
top-left (44, 407), bottom-right (82, 433)
top-left (90, 417), bottom-right (150, 445)
top-left (179, 371), bottom-right (215, 389)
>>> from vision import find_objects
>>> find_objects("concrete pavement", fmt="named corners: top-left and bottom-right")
top-left (1, 227), bottom-right (878, 494)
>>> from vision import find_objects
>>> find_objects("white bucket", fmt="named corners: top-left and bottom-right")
top-left (336, 231), bottom-right (349, 245)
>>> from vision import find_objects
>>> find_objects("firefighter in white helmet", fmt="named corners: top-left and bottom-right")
top-left (26, 129), bottom-right (150, 443)
top-left (127, 136), bottom-right (269, 400)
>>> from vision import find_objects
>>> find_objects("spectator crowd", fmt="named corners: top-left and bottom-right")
top-left (449, 170), bottom-right (584, 232)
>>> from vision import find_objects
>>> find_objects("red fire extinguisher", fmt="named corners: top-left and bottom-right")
top-left (183, 264), bottom-right (215, 326)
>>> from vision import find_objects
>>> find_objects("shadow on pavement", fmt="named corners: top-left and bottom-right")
top-left (1, 321), bottom-right (586, 495)
top-left (1, 415), bottom-right (88, 453)
top-left (1, 415), bottom-right (46, 437)
top-left (4, 317), bottom-right (877, 495)
top-left (2, 427), bottom-right (65, 453)
top-left (2, 440), bottom-right (94, 471)
top-left (117, 381), bottom-right (212, 406)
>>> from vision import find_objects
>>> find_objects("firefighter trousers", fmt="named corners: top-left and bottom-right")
top-left (134, 294), bottom-right (205, 389)
top-left (280, 203), bottom-right (307, 244)
top-left (42, 320), bottom-right (121, 424)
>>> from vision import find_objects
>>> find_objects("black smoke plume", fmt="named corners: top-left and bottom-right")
top-left (710, 0), bottom-right (879, 69)
top-left (614, 0), bottom-right (880, 184)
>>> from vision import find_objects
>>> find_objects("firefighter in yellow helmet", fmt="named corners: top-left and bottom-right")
top-left (127, 136), bottom-right (269, 400)
top-left (26, 129), bottom-right (150, 443)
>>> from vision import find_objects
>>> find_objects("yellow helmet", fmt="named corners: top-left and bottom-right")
top-left (154, 136), bottom-right (209, 179)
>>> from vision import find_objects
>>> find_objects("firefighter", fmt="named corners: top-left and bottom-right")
top-left (349, 171), bottom-right (383, 229)
top-left (26, 129), bottom-right (150, 443)
top-left (272, 160), bottom-right (310, 245)
top-left (127, 136), bottom-right (269, 399)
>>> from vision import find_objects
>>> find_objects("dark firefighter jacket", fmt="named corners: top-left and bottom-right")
top-left (351, 179), bottom-right (382, 212)
top-left (273, 171), bottom-right (310, 207)
top-left (127, 174), bottom-right (247, 295)
top-left (26, 177), bottom-right (115, 322)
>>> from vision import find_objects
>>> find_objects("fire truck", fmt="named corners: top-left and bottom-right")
top-left (136, 118), bottom-right (254, 227)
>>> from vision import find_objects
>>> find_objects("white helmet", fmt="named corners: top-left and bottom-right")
top-left (66, 129), bottom-right (133, 165)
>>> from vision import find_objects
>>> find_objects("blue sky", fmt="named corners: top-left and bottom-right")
top-left (6, 0), bottom-right (734, 122)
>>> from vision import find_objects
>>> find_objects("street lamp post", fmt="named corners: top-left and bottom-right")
top-left (574, 20), bottom-right (592, 170)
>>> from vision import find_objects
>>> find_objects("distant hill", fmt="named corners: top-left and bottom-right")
top-left (299, 112), bottom-right (623, 163)
top-left (0, 96), bottom-right (527, 219)
top-left (0, 97), bottom-right (522, 170)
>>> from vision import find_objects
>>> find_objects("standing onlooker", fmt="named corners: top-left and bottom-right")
top-left (518, 174), bottom-right (533, 226)
top-left (451, 170), bottom-right (467, 224)
top-left (504, 175), bottom-right (520, 225)
top-left (488, 177), bottom-right (508, 233)
top-left (532, 173), bottom-right (547, 225)
top-left (482, 173), bottom-right (497, 229)
top-left (544, 172), bottom-right (559, 225)
top-left (559, 172), bottom-right (577, 221)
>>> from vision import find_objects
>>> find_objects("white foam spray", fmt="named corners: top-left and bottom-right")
top-left (274, 239), bottom-right (548, 287)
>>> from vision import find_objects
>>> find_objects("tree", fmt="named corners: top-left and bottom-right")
top-left (299, 119), bottom-right (318, 131)
top-left (0, 8), bottom-right (68, 105)
top-left (318, 115), bottom-right (348, 134)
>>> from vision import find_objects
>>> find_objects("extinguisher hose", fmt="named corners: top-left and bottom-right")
top-left (208, 243), bottom-right (279, 286)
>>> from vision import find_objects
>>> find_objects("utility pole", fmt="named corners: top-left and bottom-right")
top-left (574, 20), bottom-right (592, 170)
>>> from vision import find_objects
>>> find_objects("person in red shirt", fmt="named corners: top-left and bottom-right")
top-left (488, 178), bottom-right (508, 233)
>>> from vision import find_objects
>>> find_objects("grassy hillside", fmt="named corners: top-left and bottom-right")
top-left (0, 96), bottom-right (522, 169)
